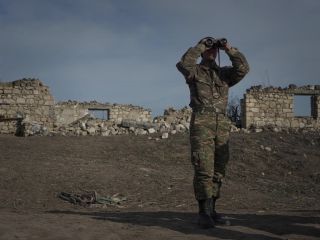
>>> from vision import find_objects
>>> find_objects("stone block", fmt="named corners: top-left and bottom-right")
top-left (162, 132), bottom-right (169, 139)
top-left (250, 108), bottom-right (259, 113)
top-left (269, 102), bottom-right (276, 108)
top-left (101, 130), bottom-right (111, 136)
top-left (80, 131), bottom-right (88, 136)
top-left (245, 112), bottom-right (254, 117)
top-left (246, 102), bottom-right (255, 107)
top-left (175, 124), bottom-right (186, 132)
top-left (148, 128), bottom-right (156, 134)
top-left (135, 129), bottom-right (147, 135)
top-left (299, 122), bottom-right (306, 128)
top-left (44, 101), bottom-right (53, 106)
top-left (87, 127), bottom-right (96, 135)
top-left (26, 99), bottom-right (35, 104)
top-left (17, 98), bottom-right (25, 104)
top-left (249, 98), bottom-right (257, 103)
top-left (290, 120), bottom-right (299, 128)
top-left (171, 130), bottom-right (177, 135)
top-left (4, 89), bottom-right (12, 94)
top-left (12, 89), bottom-right (21, 94)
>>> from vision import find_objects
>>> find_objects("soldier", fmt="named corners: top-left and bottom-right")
top-left (176, 37), bottom-right (249, 228)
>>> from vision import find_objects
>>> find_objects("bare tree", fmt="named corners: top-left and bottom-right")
top-left (227, 96), bottom-right (241, 127)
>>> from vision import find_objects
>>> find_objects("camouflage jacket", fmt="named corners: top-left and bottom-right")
top-left (176, 43), bottom-right (249, 113)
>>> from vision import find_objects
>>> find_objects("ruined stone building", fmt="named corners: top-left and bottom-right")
top-left (0, 79), bottom-right (55, 134)
top-left (0, 79), bottom-right (152, 135)
top-left (1, 79), bottom-right (320, 136)
top-left (241, 85), bottom-right (320, 130)
top-left (54, 101), bottom-right (152, 127)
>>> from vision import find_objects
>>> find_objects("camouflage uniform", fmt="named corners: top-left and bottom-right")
top-left (176, 42), bottom-right (249, 201)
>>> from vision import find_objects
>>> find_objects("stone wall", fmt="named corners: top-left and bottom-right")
top-left (54, 101), bottom-right (152, 126)
top-left (0, 79), bottom-right (153, 136)
top-left (52, 106), bottom-right (192, 138)
top-left (311, 95), bottom-right (320, 118)
top-left (241, 85), bottom-right (320, 130)
top-left (3, 79), bottom-right (319, 136)
top-left (0, 79), bottom-right (55, 135)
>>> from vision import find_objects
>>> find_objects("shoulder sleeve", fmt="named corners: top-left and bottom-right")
top-left (220, 47), bottom-right (250, 87)
top-left (176, 43), bottom-right (205, 82)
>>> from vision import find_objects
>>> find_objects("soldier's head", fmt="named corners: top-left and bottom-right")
top-left (202, 47), bottom-right (217, 61)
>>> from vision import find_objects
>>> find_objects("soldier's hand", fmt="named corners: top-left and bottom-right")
top-left (223, 43), bottom-right (232, 51)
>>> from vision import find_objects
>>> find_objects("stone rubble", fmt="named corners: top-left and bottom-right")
top-left (49, 107), bottom-right (193, 138)
top-left (48, 105), bottom-right (319, 139)
top-left (1, 79), bottom-right (320, 138)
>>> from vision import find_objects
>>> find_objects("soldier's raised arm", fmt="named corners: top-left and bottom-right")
top-left (176, 41), bottom-right (207, 82)
top-left (220, 44), bottom-right (250, 87)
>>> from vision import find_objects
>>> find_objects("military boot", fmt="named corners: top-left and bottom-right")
top-left (211, 198), bottom-right (231, 226)
top-left (198, 198), bottom-right (215, 228)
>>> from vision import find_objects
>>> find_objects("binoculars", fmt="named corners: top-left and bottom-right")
top-left (203, 38), bottom-right (227, 49)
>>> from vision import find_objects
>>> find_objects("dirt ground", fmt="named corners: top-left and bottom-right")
top-left (0, 131), bottom-right (319, 240)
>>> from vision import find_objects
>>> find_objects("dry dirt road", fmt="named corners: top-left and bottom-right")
top-left (0, 132), bottom-right (319, 239)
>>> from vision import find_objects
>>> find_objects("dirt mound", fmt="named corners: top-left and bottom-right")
top-left (0, 132), bottom-right (319, 239)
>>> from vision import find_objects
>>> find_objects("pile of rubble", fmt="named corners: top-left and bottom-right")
top-left (18, 106), bottom-right (320, 137)
top-left (31, 107), bottom-right (193, 138)
top-left (153, 107), bottom-right (191, 134)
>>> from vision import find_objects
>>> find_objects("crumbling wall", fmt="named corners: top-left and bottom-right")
top-left (0, 79), bottom-right (55, 135)
top-left (7, 79), bottom-right (319, 137)
top-left (52, 106), bottom-right (192, 138)
top-left (0, 79), bottom-right (153, 136)
top-left (311, 95), bottom-right (320, 118)
top-left (54, 101), bottom-right (152, 127)
top-left (241, 85), bottom-right (320, 130)
top-left (153, 107), bottom-right (191, 133)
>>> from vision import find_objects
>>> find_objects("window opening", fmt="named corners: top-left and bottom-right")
top-left (293, 95), bottom-right (311, 117)
top-left (88, 109), bottom-right (110, 120)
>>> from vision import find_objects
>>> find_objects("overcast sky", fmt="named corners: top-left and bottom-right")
top-left (0, 0), bottom-right (319, 116)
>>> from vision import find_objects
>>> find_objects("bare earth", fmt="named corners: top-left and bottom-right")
top-left (0, 132), bottom-right (319, 240)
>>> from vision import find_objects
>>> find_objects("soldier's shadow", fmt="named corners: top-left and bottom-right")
top-left (48, 210), bottom-right (320, 240)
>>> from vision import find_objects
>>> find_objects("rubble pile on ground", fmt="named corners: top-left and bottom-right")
top-left (48, 107), bottom-right (192, 138)
top-left (153, 107), bottom-right (192, 135)
top-left (22, 105), bottom-right (319, 137)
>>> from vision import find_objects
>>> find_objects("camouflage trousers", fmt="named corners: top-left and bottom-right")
top-left (190, 111), bottom-right (231, 200)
